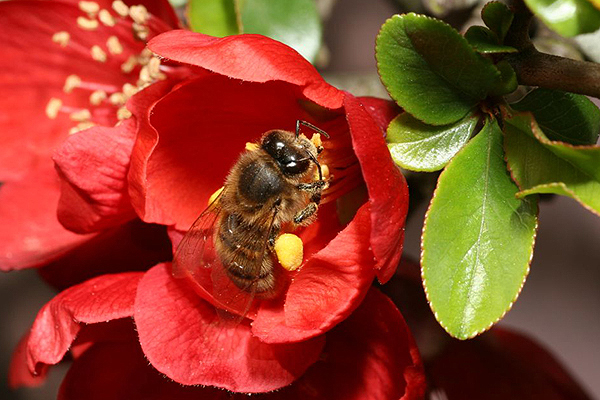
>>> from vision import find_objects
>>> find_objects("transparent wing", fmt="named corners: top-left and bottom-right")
top-left (173, 190), bottom-right (279, 319)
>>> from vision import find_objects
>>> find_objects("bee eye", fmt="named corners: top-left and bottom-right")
top-left (282, 159), bottom-right (310, 175)
top-left (262, 131), bottom-right (310, 176)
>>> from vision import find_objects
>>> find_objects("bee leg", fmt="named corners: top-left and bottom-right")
top-left (298, 180), bottom-right (328, 193)
top-left (293, 202), bottom-right (318, 225)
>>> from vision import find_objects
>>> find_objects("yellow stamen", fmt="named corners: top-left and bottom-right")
top-left (121, 55), bottom-right (137, 73)
top-left (45, 98), bottom-right (62, 119)
top-left (98, 9), bottom-right (116, 26)
top-left (208, 187), bottom-right (224, 206)
top-left (311, 133), bottom-right (322, 148)
top-left (314, 164), bottom-right (330, 180)
top-left (78, 1), bottom-right (100, 14)
top-left (91, 45), bottom-right (107, 62)
top-left (107, 36), bottom-right (123, 55)
top-left (111, 0), bottom-right (129, 17)
top-left (138, 65), bottom-right (151, 84)
top-left (77, 16), bottom-right (99, 30)
top-left (148, 57), bottom-right (161, 78)
top-left (122, 83), bottom-right (138, 98)
top-left (132, 22), bottom-right (149, 41)
top-left (245, 142), bottom-right (259, 151)
top-left (89, 90), bottom-right (107, 105)
top-left (117, 106), bottom-right (132, 120)
top-left (63, 74), bottom-right (81, 93)
top-left (70, 109), bottom-right (92, 122)
top-left (69, 121), bottom-right (96, 134)
top-left (274, 233), bottom-right (304, 271)
top-left (109, 92), bottom-right (126, 105)
top-left (129, 5), bottom-right (149, 24)
top-left (52, 31), bottom-right (70, 47)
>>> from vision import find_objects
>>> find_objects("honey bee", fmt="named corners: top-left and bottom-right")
top-left (173, 120), bottom-right (329, 316)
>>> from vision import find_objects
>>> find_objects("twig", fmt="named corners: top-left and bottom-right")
top-left (504, 0), bottom-right (600, 99)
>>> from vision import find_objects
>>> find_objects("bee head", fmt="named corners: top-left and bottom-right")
top-left (261, 130), bottom-right (316, 176)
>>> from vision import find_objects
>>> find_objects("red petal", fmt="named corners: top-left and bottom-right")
top-left (129, 75), bottom-right (344, 228)
top-left (148, 31), bottom-right (344, 109)
top-left (54, 118), bottom-right (137, 233)
top-left (59, 341), bottom-right (228, 400)
top-left (8, 334), bottom-right (46, 389)
top-left (0, 163), bottom-right (93, 271)
top-left (24, 272), bottom-right (142, 375)
top-left (429, 327), bottom-right (592, 399)
top-left (251, 204), bottom-right (376, 343)
top-left (357, 96), bottom-right (401, 133)
top-left (344, 93), bottom-right (409, 283)
top-left (267, 289), bottom-right (425, 400)
top-left (38, 220), bottom-right (172, 290)
top-left (0, 1), bottom-right (148, 180)
top-left (134, 263), bottom-right (325, 392)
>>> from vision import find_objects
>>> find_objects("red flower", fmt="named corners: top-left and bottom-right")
top-left (0, 0), bottom-right (178, 273)
top-left (10, 267), bottom-right (425, 398)
top-left (21, 29), bottom-right (414, 393)
top-left (52, 30), bottom-right (409, 346)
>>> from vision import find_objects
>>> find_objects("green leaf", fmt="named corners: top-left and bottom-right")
top-left (511, 88), bottom-right (600, 145)
top-left (504, 113), bottom-right (600, 215)
top-left (489, 60), bottom-right (518, 96)
top-left (387, 113), bottom-right (478, 171)
top-left (422, 118), bottom-right (538, 339)
top-left (239, 0), bottom-right (322, 62)
top-left (376, 13), bottom-right (500, 125)
top-left (481, 1), bottom-right (514, 42)
top-left (464, 26), bottom-right (518, 54)
top-left (523, 0), bottom-right (600, 37)
top-left (188, 0), bottom-right (240, 37)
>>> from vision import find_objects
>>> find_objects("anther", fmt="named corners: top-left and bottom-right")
top-left (78, 1), bottom-right (100, 14)
top-left (52, 31), bottom-right (70, 47)
top-left (138, 65), bottom-right (151, 84)
top-left (70, 121), bottom-right (96, 134)
top-left (107, 36), bottom-right (123, 55)
top-left (89, 90), bottom-right (107, 105)
top-left (109, 92), bottom-right (127, 105)
top-left (45, 98), bottom-right (63, 119)
top-left (63, 75), bottom-right (81, 94)
top-left (70, 109), bottom-right (92, 122)
top-left (91, 45), bottom-right (107, 62)
top-left (129, 5), bottom-right (149, 24)
top-left (147, 57), bottom-right (164, 79)
top-left (132, 23), bottom-right (149, 41)
top-left (122, 83), bottom-right (138, 97)
top-left (117, 106), bottom-right (132, 120)
top-left (111, 0), bottom-right (129, 17)
top-left (98, 9), bottom-right (116, 26)
top-left (77, 16), bottom-right (99, 30)
top-left (121, 55), bottom-right (137, 73)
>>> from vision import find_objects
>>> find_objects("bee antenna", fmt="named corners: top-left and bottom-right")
top-left (305, 150), bottom-right (324, 181)
top-left (295, 120), bottom-right (330, 139)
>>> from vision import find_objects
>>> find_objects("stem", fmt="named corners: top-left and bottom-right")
top-left (504, 0), bottom-right (600, 99)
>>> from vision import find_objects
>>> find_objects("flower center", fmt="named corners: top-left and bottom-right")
top-left (45, 1), bottom-right (169, 134)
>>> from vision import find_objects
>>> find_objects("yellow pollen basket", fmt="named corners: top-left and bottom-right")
top-left (274, 233), bottom-right (304, 271)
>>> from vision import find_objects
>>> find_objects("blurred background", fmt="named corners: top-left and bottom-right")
top-left (1, 0), bottom-right (599, 398)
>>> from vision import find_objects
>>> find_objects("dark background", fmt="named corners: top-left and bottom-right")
top-left (1, 0), bottom-right (599, 398)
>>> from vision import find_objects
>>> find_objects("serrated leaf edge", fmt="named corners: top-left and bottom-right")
top-left (420, 120), bottom-right (538, 340)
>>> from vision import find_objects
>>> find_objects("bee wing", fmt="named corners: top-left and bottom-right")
top-left (172, 194), bottom-right (223, 282)
top-left (173, 190), bottom-right (279, 318)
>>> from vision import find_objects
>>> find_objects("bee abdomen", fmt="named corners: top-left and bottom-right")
top-left (215, 212), bottom-right (277, 296)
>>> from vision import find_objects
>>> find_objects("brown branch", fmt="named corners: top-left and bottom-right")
top-left (503, 0), bottom-right (600, 99)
